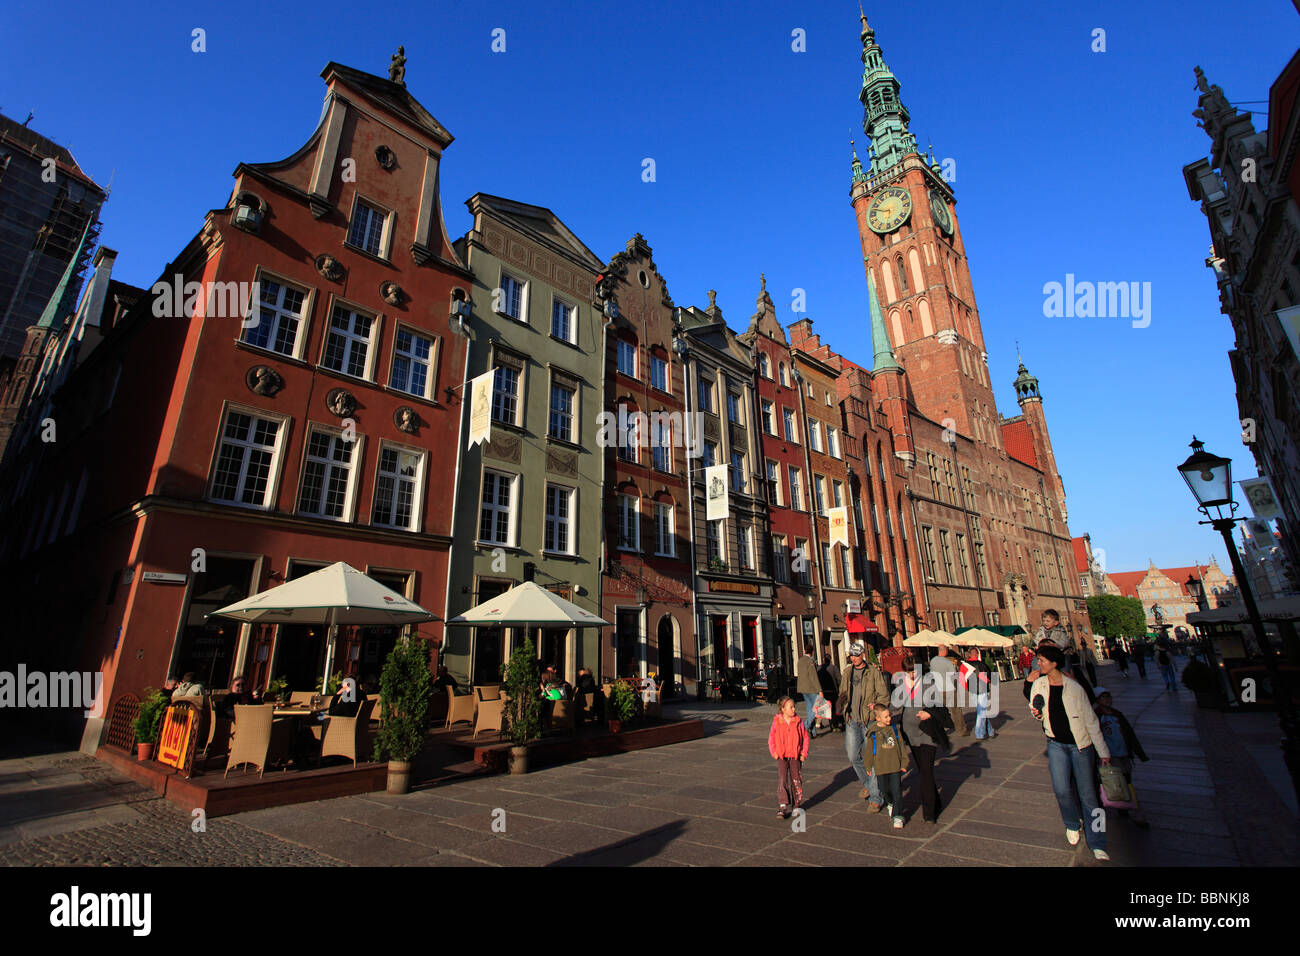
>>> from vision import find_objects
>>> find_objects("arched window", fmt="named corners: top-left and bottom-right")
top-left (897, 257), bottom-right (908, 295)
top-left (758, 351), bottom-right (771, 378)
top-left (779, 362), bottom-right (789, 387)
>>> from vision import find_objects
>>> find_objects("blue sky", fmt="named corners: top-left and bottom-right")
top-left (4, 0), bottom-right (1296, 574)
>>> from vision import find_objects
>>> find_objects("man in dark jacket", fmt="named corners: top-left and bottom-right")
top-left (837, 641), bottom-right (891, 810)
top-left (818, 654), bottom-right (842, 731)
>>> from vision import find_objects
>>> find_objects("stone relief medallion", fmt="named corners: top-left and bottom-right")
top-left (374, 144), bottom-right (396, 170)
top-left (380, 281), bottom-right (405, 306)
top-left (394, 406), bottom-right (419, 434)
top-left (315, 254), bottom-right (345, 282)
top-left (325, 387), bottom-right (357, 418)
top-left (245, 365), bottom-right (284, 397)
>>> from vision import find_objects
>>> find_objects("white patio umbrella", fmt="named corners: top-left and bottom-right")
top-left (956, 628), bottom-right (1014, 649)
top-left (446, 581), bottom-right (609, 627)
top-left (446, 582), bottom-right (609, 681)
top-left (209, 561), bottom-right (439, 693)
top-left (902, 628), bottom-right (960, 648)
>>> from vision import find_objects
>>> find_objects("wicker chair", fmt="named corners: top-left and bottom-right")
top-left (445, 692), bottom-right (475, 731)
top-left (549, 699), bottom-right (576, 733)
top-left (289, 691), bottom-right (315, 707)
top-left (366, 694), bottom-right (382, 723)
top-left (474, 684), bottom-right (502, 702)
top-left (473, 696), bottom-right (505, 738)
top-left (225, 705), bottom-right (291, 778)
top-left (319, 698), bottom-right (376, 768)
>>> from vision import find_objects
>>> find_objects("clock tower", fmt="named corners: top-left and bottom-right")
top-left (851, 12), bottom-right (1000, 450)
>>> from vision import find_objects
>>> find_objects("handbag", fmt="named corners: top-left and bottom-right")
top-left (1099, 763), bottom-right (1134, 809)
top-left (813, 694), bottom-right (832, 720)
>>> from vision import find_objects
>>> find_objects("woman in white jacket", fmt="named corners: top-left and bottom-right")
top-left (1028, 643), bottom-right (1112, 861)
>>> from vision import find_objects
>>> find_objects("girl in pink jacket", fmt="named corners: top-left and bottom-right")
top-left (769, 696), bottom-right (810, 818)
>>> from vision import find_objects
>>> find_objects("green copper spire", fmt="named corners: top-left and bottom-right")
top-left (867, 270), bottom-right (900, 373)
top-left (35, 217), bottom-right (94, 330)
top-left (850, 137), bottom-right (868, 185)
top-left (858, 11), bottom-right (918, 176)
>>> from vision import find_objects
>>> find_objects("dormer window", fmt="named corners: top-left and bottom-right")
top-left (346, 198), bottom-right (389, 258)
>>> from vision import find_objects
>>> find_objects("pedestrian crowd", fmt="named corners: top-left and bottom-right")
top-left (769, 607), bottom-right (1156, 862)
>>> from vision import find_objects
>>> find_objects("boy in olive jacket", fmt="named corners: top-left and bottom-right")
top-left (863, 703), bottom-right (909, 828)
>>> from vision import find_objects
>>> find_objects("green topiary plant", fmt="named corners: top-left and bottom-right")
top-left (132, 688), bottom-right (169, 744)
top-left (607, 679), bottom-right (637, 723)
top-left (373, 636), bottom-right (434, 763)
top-left (503, 636), bottom-right (542, 746)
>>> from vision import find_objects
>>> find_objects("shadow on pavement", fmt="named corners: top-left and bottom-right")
top-left (545, 819), bottom-right (690, 866)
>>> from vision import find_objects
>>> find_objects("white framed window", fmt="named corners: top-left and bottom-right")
top-left (617, 404), bottom-right (639, 463)
top-left (730, 450), bottom-right (746, 493)
top-left (738, 523), bottom-right (754, 570)
top-left (372, 443), bottom-right (425, 531)
top-left (654, 501), bottom-right (675, 557)
top-left (617, 494), bottom-right (640, 551)
top-left (345, 197), bottom-right (390, 258)
top-left (773, 534), bottom-right (789, 583)
top-left (322, 304), bottom-right (377, 379)
top-left (765, 459), bottom-right (782, 506)
top-left (779, 362), bottom-right (789, 386)
top-left (548, 381), bottom-right (576, 443)
top-left (825, 390), bottom-right (832, 406)
top-left (821, 542), bottom-right (835, 587)
top-left (782, 408), bottom-right (798, 443)
top-left (209, 406), bottom-right (288, 509)
top-left (551, 297), bottom-right (576, 343)
top-left (808, 420), bottom-right (822, 453)
top-left (497, 271), bottom-right (527, 321)
top-left (832, 478), bottom-right (845, 508)
top-left (839, 545), bottom-right (854, 587)
top-left (650, 354), bottom-right (668, 392)
top-left (479, 470), bottom-right (517, 545)
top-left (794, 537), bottom-right (811, 585)
top-left (544, 483), bottom-right (576, 554)
top-left (492, 365), bottom-right (521, 425)
top-left (761, 399), bottom-right (776, 434)
top-left (390, 326), bottom-right (437, 399)
top-left (814, 474), bottom-right (828, 515)
top-left (297, 425), bottom-right (361, 521)
top-left (651, 417), bottom-right (671, 472)
top-left (788, 466), bottom-right (804, 511)
top-left (759, 352), bottom-right (771, 378)
top-left (244, 276), bottom-right (308, 357)
top-left (698, 377), bottom-right (714, 414)
top-left (706, 519), bottom-right (725, 566)
top-left (827, 427), bottom-right (841, 458)
top-left (617, 339), bottom-right (637, 377)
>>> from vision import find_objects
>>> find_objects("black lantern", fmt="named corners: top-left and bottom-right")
top-left (1177, 436), bottom-right (1236, 521)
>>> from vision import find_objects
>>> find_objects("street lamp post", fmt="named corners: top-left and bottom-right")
top-left (1177, 436), bottom-right (1300, 807)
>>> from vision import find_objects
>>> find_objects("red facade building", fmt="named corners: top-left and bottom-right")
top-left (0, 58), bottom-right (472, 747)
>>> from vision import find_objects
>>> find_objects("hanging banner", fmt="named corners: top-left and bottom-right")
top-left (1238, 476), bottom-right (1281, 521)
top-left (828, 506), bottom-right (850, 547)
top-left (467, 370), bottom-right (494, 449)
top-left (705, 464), bottom-right (729, 521)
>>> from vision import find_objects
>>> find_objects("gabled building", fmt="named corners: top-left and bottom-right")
top-left (679, 288), bottom-right (773, 680)
top-left (446, 194), bottom-right (605, 686)
top-left (599, 235), bottom-right (695, 693)
top-left (1107, 559), bottom-right (1237, 637)
top-left (0, 54), bottom-right (472, 748)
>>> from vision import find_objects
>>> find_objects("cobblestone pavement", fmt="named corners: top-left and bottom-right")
top-left (0, 749), bottom-right (343, 866)
top-left (3, 661), bottom-right (1296, 866)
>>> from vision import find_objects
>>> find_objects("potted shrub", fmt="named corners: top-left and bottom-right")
top-left (132, 688), bottom-right (168, 761)
top-left (503, 636), bottom-right (542, 774)
top-left (606, 679), bottom-right (637, 734)
top-left (373, 635), bottom-right (434, 793)
top-left (1181, 657), bottom-right (1221, 708)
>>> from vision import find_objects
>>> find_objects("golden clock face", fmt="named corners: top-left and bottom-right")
top-left (929, 191), bottom-right (952, 233)
top-left (867, 186), bottom-right (912, 234)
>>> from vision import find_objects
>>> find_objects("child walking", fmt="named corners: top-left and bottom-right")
top-left (1093, 687), bottom-right (1150, 827)
top-left (769, 696), bottom-right (810, 818)
top-left (864, 703), bottom-right (909, 829)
